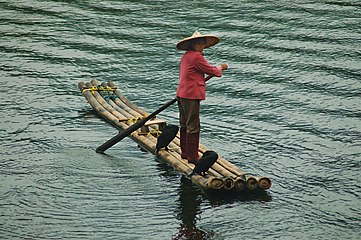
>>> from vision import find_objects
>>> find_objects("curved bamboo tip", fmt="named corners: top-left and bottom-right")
top-left (257, 177), bottom-right (272, 189)
top-left (234, 178), bottom-right (246, 191)
top-left (209, 177), bottom-right (224, 190)
top-left (78, 82), bottom-right (86, 91)
top-left (223, 177), bottom-right (234, 190)
top-left (90, 79), bottom-right (100, 86)
top-left (108, 81), bottom-right (116, 87)
top-left (246, 176), bottom-right (258, 190)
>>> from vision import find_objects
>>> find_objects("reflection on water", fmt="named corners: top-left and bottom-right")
top-left (172, 175), bottom-right (272, 240)
top-left (1, 0), bottom-right (360, 239)
top-left (204, 187), bottom-right (272, 207)
top-left (173, 177), bottom-right (213, 240)
top-left (156, 158), bottom-right (273, 239)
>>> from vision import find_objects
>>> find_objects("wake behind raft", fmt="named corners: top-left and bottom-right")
top-left (78, 79), bottom-right (271, 192)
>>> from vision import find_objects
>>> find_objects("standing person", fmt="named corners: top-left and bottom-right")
top-left (176, 30), bottom-right (228, 164)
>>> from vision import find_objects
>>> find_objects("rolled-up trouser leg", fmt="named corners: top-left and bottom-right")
top-left (187, 132), bottom-right (200, 164)
top-left (180, 127), bottom-right (188, 159)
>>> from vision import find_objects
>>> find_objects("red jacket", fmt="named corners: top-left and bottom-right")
top-left (176, 51), bottom-right (222, 100)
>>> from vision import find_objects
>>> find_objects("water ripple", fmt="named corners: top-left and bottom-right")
top-left (1, 0), bottom-right (361, 239)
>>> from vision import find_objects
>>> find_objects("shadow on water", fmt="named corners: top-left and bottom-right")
top-left (172, 176), bottom-right (215, 240)
top-left (155, 159), bottom-right (272, 239)
top-left (172, 177), bottom-right (272, 240)
top-left (203, 185), bottom-right (272, 207)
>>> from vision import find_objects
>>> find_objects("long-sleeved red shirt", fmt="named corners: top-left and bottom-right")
top-left (176, 51), bottom-right (222, 100)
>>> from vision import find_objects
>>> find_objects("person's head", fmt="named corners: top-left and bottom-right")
top-left (187, 37), bottom-right (207, 52)
top-left (176, 31), bottom-right (220, 51)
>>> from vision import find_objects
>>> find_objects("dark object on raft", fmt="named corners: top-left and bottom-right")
top-left (189, 151), bottom-right (219, 177)
top-left (156, 124), bottom-right (179, 154)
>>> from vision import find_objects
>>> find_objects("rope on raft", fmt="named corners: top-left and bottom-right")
top-left (147, 129), bottom-right (161, 137)
top-left (82, 85), bottom-right (117, 93)
top-left (119, 116), bottom-right (142, 124)
top-left (118, 117), bottom-right (163, 137)
top-left (82, 85), bottom-right (119, 100)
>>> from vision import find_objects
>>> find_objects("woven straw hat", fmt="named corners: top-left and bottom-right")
top-left (176, 30), bottom-right (220, 50)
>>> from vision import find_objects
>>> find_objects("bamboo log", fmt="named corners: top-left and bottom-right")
top-left (90, 79), bottom-right (144, 118)
top-left (170, 138), bottom-right (229, 178)
top-left (78, 80), bottom-right (272, 192)
top-left (154, 132), bottom-right (263, 191)
top-left (79, 82), bottom-right (119, 126)
top-left (154, 135), bottom-right (242, 191)
top-left (174, 136), bottom-right (258, 190)
top-left (108, 100), bottom-right (135, 119)
top-left (223, 177), bottom-right (235, 190)
top-left (92, 91), bottom-right (128, 121)
top-left (234, 177), bottom-right (247, 191)
top-left (80, 82), bottom-right (224, 190)
top-left (113, 97), bottom-right (144, 118)
top-left (256, 177), bottom-right (272, 189)
top-left (108, 87), bottom-right (263, 191)
top-left (89, 80), bottom-right (141, 119)
top-left (198, 143), bottom-right (260, 190)
top-left (174, 137), bottom-right (240, 182)
top-left (134, 132), bottom-right (225, 190)
top-left (107, 81), bottom-right (148, 117)
top-left (121, 112), bottom-right (227, 190)
top-left (136, 128), bottom-right (226, 190)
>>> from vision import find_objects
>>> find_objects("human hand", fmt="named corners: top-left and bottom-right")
top-left (221, 63), bottom-right (228, 70)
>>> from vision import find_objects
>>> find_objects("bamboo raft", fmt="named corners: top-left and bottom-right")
top-left (78, 79), bottom-right (271, 192)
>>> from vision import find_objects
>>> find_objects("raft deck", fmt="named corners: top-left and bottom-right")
top-left (78, 80), bottom-right (271, 192)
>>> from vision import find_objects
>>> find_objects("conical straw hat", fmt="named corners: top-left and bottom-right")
top-left (176, 30), bottom-right (220, 50)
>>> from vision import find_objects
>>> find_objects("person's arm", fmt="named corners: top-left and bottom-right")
top-left (194, 54), bottom-right (228, 77)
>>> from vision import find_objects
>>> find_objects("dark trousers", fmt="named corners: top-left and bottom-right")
top-left (177, 97), bottom-right (200, 133)
top-left (177, 97), bottom-right (200, 162)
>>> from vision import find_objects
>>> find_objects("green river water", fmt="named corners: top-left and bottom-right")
top-left (1, 1), bottom-right (360, 239)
